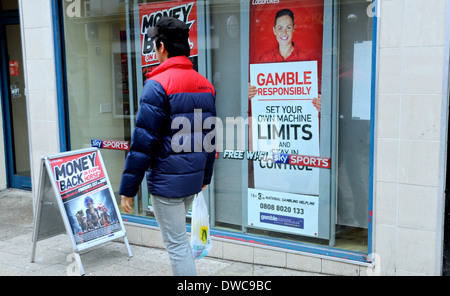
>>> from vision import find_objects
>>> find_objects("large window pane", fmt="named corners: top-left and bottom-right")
top-left (63, 0), bottom-right (132, 198)
top-left (62, 0), bottom-right (373, 256)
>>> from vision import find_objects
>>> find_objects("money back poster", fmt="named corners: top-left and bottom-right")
top-left (248, 0), bottom-right (324, 237)
top-left (139, 0), bottom-right (198, 76)
top-left (49, 150), bottom-right (122, 247)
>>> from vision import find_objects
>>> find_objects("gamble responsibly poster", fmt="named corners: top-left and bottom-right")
top-left (139, 0), bottom-right (198, 77)
top-left (248, 0), bottom-right (324, 237)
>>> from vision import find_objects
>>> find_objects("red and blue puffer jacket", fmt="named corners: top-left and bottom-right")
top-left (119, 56), bottom-right (216, 198)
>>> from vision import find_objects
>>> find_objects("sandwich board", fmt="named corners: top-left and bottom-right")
top-left (31, 148), bottom-right (132, 275)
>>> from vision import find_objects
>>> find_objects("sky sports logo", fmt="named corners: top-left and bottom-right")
top-left (91, 140), bottom-right (130, 151)
top-left (272, 152), bottom-right (330, 169)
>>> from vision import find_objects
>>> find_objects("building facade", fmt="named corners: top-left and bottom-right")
top-left (0, 0), bottom-right (449, 276)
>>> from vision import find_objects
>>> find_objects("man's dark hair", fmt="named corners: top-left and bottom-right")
top-left (274, 9), bottom-right (295, 26)
top-left (154, 35), bottom-right (190, 58)
top-left (151, 17), bottom-right (190, 58)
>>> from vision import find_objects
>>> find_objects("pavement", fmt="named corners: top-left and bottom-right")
top-left (0, 188), bottom-right (325, 276)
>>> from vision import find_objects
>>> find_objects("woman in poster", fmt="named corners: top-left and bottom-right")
top-left (260, 9), bottom-right (311, 63)
top-left (248, 7), bottom-right (321, 112)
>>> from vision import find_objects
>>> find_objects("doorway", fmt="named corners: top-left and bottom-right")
top-left (0, 0), bottom-right (31, 190)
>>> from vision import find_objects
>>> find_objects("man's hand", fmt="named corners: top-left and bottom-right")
top-left (312, 94), bottom-right (321, 113)
top-left (121, 195), bottom-right (133, 213)
top-left (248, 83), bottom-right (257, 100)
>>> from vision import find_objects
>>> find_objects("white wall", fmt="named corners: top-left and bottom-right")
top-left (375, 0), bottom-right (448, 275)
top-left (20, 0), bottom-right (60, 200)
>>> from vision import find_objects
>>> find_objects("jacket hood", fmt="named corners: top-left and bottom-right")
top-left (145, 56), bottom-right (193, 79)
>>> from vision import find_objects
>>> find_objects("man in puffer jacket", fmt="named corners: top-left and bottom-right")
top-left (119, 17), bottom-right (216, 276)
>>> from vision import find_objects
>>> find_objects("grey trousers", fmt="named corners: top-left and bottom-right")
top-left (151, 194), bottom-right (197, 276)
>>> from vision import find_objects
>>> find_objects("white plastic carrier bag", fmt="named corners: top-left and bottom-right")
top-left (190, 191), bottom-right (212, 260)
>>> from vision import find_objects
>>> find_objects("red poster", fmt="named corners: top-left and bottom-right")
top-left (249, 0), bottom-right (323, 66)
top-left (49, 150), bottom-right (105, 198)
top-left (9, 61), bottom-right (19, 76)
top-left (139, 0), bottom-right (198, 76)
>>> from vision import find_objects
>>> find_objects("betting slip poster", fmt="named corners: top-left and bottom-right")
top-left (49, 151), bottom-right (122, 246)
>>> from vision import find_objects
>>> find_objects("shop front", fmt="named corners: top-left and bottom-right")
top-left (55, 0), bottom-right (376, 265)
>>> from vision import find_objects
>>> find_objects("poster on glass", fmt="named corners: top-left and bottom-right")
top-left (248, 0), bottom-right (324, 237)
top-left (139, 0), bottom-right (198, 78)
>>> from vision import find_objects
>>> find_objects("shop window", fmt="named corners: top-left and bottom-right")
top-left (60, 0), bottom-right (374, 259)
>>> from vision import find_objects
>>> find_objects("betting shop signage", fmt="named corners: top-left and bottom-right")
top-left (247, 0), bottom-right (326, 237)
top-left (48, 149), bottom-right (126, 249)
top-left (32, 148), bottom-right (131, 257)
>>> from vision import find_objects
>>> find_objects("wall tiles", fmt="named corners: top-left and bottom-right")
top-left (399, 94), bottom-right (441, 141)
top-left (375, 182), bottom-right (398, 226)
top-left (379, 0), bottom-right (404, 48)
top-left (395, 227), bottom-right (437, 275)
top-left (402, 0), bottom-right (447, 47)
top-left (398, 140), bottom-right (440, 187)
top-left (376, 138), bottom-right (399, 183)
top-left (397, 184), bottom-right (438, 231)
top-left (401, 46), bottom-right (445, 95)
top-left (374, 0), bottom-right (447, 275)
top-left (378, 48), bottom-right (403, 94)
top-left (377, 94), bottom-right (401, 139)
